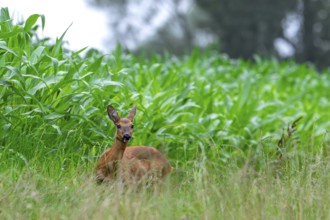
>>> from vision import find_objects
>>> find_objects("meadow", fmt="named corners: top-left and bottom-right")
top-left (1, 7), bottom-right (330, 219)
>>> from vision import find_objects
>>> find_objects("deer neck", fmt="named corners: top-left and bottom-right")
top-left (109, 137), bottom-right (128, 160)
top-left (96, 137), bottom-right (128, 181)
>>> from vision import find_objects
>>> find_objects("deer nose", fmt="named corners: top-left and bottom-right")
top-left (123, 134), bottom-right (131, 142)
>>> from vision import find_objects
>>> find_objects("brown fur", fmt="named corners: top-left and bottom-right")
top-left (96, 105), bottom-right (171, 184)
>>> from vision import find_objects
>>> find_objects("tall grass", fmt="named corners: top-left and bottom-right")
top-left (2, 155), bottom-right (330, 220)
top-left (1, 7), bottom-right (330, 219)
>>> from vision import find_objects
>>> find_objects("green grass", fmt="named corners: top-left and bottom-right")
top-left (1, 7), bottom-right (330, 219)
top-left (2, 156), bottom-right (330, 219)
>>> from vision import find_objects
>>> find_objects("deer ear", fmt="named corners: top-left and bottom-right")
top-left (127, 105), bottom-right (136, 121)
top-left (107, 105), bottom-right (120, 123)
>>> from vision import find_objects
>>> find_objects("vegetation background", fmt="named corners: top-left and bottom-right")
top-left (89, 0), bottom-right (330, 69)
top-left (1, 7), bottom-right (330, 219)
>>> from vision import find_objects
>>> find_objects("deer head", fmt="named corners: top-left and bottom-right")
top-left (107, 105), bottom-right (136, 143)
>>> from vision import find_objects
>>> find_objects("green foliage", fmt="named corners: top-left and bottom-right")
top-left (1, 7), bottom-right (330, 173)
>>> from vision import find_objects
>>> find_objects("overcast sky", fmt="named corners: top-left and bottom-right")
top-left (2, 1), bottom-right (296, 57)
top-left (2, 0), bottom-right (108, 52)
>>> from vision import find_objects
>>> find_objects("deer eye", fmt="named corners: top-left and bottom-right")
top-left (116, 125), bottom-right (121, 129)
top-left (131, 124), bottom-right (134, 129)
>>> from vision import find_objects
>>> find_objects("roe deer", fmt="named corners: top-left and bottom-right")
top-left (96, 105), bottom-right (172, 184)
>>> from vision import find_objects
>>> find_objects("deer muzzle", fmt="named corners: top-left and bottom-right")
top-left (123, 134), bottom-right (131, 142)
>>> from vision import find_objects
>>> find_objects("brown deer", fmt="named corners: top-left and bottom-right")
top-left (96, 105), bottom-right (172, 184)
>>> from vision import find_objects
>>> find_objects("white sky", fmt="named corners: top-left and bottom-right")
top-left (2, 0), bottom-right (108, 52)
top-left (2, 1), bottom-right (297, 57)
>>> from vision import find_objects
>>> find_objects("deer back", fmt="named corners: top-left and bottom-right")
top-left (119, 146), bottom-right (172, 182)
